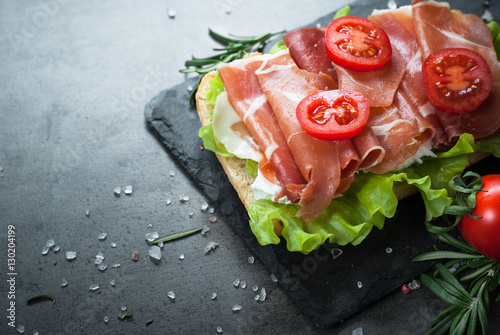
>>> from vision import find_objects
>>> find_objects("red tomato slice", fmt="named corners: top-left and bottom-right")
top-left (296, 90), bottom-right (369, 141)
top-left (324, 16), bottom-right (392, 72)
top-left (422, 48), bottom-right (492, 114)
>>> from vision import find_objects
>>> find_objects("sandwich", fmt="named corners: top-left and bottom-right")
top-left (195, 0), bottom-right (500, 254)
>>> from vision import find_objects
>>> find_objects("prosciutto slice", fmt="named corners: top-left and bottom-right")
top-left (218, 53), bottom-right (307, 203)
top-left (335, 41), bottom-right (406, 107)
top-left (412, 0), bottom-right (500, 142)
top-left (283, 27), bottom-right (337, 83)
top-left (369, 8), bottom-right (448, 147)
top-left (284, 27), bottom-right (385, 171)
top-left (255, 51), bottom-right (341, 220)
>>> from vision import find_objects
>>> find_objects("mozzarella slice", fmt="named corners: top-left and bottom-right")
top-left (212, 91), bottom-right (263, 162)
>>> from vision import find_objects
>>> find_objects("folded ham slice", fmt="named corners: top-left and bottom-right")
top-left (255, 51), bottom-right (341, 220)
top-left (218, 53), bottom-right (307, 203)
top-left (369, 8), bottom-right (448, 147)
top-left (412, 0), bottom-right (500, 142)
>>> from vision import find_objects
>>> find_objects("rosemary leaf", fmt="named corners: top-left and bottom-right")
top-left (449, 307), bottom-right (470, 335)
top-left (153, 225), bottom-right (207, 244)
top-left (26, 294), bottom-right (56, 304)
top-left (467, 300), bottom-right (478, 335)
top-left (431, 305), bottom-right (457, 327)
top-left (436, 264), bottom-right (472, 299)
top-left (460, 262), bottom-right (495, 282)
top-left (428, 308), bottom-right (460, 335)
top-left (413, 250), bottom-right (482, 262)
top-left (421, 273), bottom-right (470, 308)
top-left (477, 298), bottom-right (489, 335)
top-left (436, 233), bottom-right (478, 254)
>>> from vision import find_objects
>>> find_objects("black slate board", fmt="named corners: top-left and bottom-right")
top-left (145, 0), bottom-right (499, 328)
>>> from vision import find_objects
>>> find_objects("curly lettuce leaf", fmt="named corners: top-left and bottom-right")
top-left (249, 134), bottom-right (481, 254)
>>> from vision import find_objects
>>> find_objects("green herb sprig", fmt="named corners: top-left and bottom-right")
top-left (152, 225), bottom-right (207, 244)
top-left (180, 29), bottom-right (285, 104)
top-left (414, 172), bottom-right (500, 334)
top-left (414, 233), bottom-right (500, 335)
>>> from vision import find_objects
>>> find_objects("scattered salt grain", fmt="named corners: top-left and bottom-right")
top-left (271, 274), bottom-right (278, 283)
top-left (111, 242), bottom-right (117, 248)
top-left (85, 209), bottom-right (90, 217)
top-left (66, 251), bottom-right (77, 261)
top-left (211, 292), bottom-right (217, 300)
top-left (482, 9), bottom-right (494, 22)
top-left (145, 231), bottom-right (159, 243)
top-left (331, 248), bottom-right (343, 260)
top-left (104, 316), bottom-right (109, 324)
top-left (98, 232), bottom-right (108, 241)
top-left (216, 326), bottom-right (223, 334)
top-left (252, 285), bottom-right (259, 292)
top-left (352, 327), bottom-right (363, 335)
top-left (232, 304), bottom-right (242, 312)
top-left (179, 253), bottom-right (185, 260)
top-left (248, 256), bottom-right (255, 264)
top-left (357, 281), bottom-right (363, 289)
top-left (112, 263), bottom-right (121, 268)
top-left (121, 305), bottom-right (127, 312)
top-left (45, 239), bottom-right (55, 248)
top-left (97, 263), bottom-right (107, 272)
top-left (209, 207), bottom-right (215, 214)
top-left (109, 279), bottom-right (116, 286)
top-left (61, 278), bottom-right (68, 287)
top-left (254, 294), bottom-right (260, 301)
top-left (408, 279), bottom-right (421, 291)
top-left (123, 185), bottom-right (133, 195)
top-left (233, 279), bottom-right (240, 288)
top-left (16, 325), bottom-right (25, 334)
top-left (387, 0), bottom-right (397, 10)
top-left (201, 226), bottom-right (210, 236)
top-left (200, 201), bottom-right (209, 211)
top-left (187, 84), bottom-right (193, 92)
top-left (167, 8), bottom-right (176, 18)
top-left (94, 258), bottom-right (103, 265)
top-left (53, 245), bottom-right (60, 253)
top-left (179, 195), bottom-right (189, 203)
top-left (166, 198), bottom-right (172, 205)
top-left (96, 252), bottom-right (105, 260)
top-left (205, 241), bottom-right (219, 254)
top-left (149, 246), bottom-right (162, 262)
top-left (167, 291), bottom-right (176, 301)
top-left (169, 170), bottom-right (175, 177)
top-left (41, 246), bottom-right (50, 255)
top-left (113, 186), bottom-right (121, 196)
top-left (386, 247), bottom-right (393, 254)
top-left (89, 283), bottom-right (100, 291)
top-left (188, 211), bottom-right (194, 218)
top-left (240, 281), bottom-right (247, 290)
top-left (259, 287), bottom-right (267, 301)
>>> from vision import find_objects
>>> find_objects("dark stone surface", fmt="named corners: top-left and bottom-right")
top-left (1, 0), bottom-right (499, 334)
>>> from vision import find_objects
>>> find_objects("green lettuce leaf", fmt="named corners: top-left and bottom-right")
top-left (248, 133), bottom-right (483, 254)
top-left (269, 40), bottom-right (287, 54)
top-left (487, 21), bottom-right (500, 61)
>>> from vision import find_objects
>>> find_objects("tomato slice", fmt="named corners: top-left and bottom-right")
top-left (324, 16), bottom-right (392, 72)
top-left (422, 48), bottom-right (492, 114)
top-left (296, 90), bottom-right (370, 141)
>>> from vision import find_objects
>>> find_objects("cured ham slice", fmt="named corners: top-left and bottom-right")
top-left (369, 8), bottom-right (448, 147)
top-left (285, 27), bottom-right (385, 171)
top-left (368, 90), bottom-right (434, 174)
top-left (412, 0), bottom-right (500, 142)
top-left (255, 51), bottom-right (341, 220)
top-left (335, 43), bottom-right (406, 107)
top-left (283, 27), bottom-right (338, 83)
top-left (218, 52), bottom-right (307, 203)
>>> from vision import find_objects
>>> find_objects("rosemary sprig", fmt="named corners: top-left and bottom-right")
top-left (180, 29), bottom-right (285, 104)
top-left (152, 225), bottom-right (207, 244)
top-left (414, 172), bottom-right (500, 334)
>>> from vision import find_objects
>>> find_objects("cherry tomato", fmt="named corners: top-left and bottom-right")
top-left (422, 48), bottom-right (492, 114)
top-left (458, 174), bottom-right (500, 262)
top-left (296, 90), bottom-right (370, 141)
top-left (324, 16), bottom-right (392, 72)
